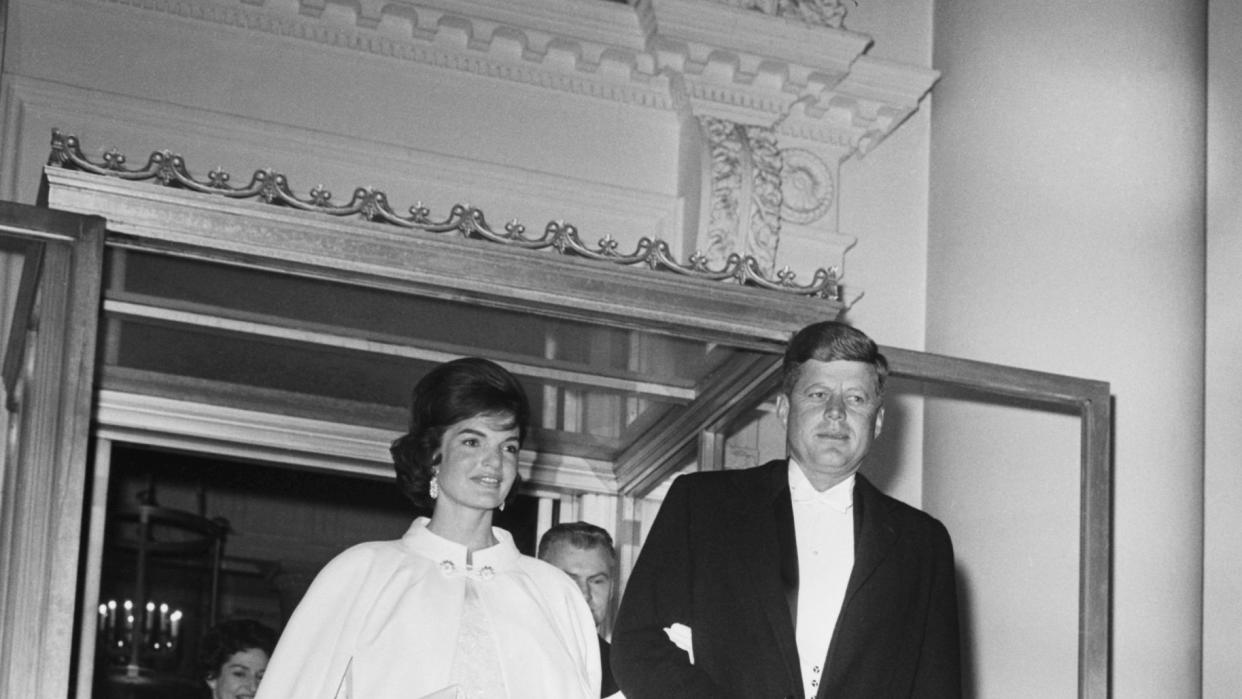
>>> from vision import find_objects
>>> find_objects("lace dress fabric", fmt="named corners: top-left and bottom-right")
top-left (449, 579), bottom-right (506, 698)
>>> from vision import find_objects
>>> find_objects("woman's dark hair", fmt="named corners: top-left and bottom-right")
top-left (197, 618), bottom-right (277, 680)
top-left (781, 321), bottom-right (889, 395)
top-left (390, 357), bottom-right (531, 512)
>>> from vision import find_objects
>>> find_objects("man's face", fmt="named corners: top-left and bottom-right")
top-left (542, 542), bottom-right (614, 627)
top-left (776, 359), bottom-right (885, 491)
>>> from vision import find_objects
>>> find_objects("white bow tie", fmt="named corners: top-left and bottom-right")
top-left (791, 487), bottom-right (852, 511)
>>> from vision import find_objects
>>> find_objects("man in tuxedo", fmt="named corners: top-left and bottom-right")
top-left (539, 522), bottom-right (623, 698)
top-left (612, 321), bottom-right (961, 698)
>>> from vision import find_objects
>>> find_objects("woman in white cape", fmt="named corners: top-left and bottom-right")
top-left (255, 357), bottom-right (600, 699)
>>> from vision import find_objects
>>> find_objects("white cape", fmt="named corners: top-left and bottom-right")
top-left (256, 518), bottom-right (601, 699)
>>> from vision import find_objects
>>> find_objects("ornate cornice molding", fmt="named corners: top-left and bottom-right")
top-left (88, 0), bottom-right (674, 108)
top-left (47, 130), bottom-right (841, 299)
top-left (638, 0), bottom-right (870, 83)
top-left (75, 0), bottom-right (937, 155)
top-left (639, 0), bottom-right (937, 154)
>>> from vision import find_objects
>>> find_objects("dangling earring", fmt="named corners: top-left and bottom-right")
top-left (429, 474), bottom-right (440, 500)
top-left (499, 501), bottom-right (506, 512)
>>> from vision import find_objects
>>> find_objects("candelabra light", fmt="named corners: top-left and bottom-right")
top-left (97, 599), bottom-right (184, 664)
top-left (96, 474), bottom-right (228, 698)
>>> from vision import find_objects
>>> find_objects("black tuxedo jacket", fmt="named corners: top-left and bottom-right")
top-left (612, 460), bottom-right (961, 698)
top-left (599, 635), bottom-right (619, 697)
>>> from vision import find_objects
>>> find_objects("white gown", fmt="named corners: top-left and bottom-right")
top-left (255, 518), bottom-right (601, 699)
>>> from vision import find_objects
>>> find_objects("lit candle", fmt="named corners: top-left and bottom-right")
top-left (144, 601), bottom-right (155, 638)
top-left (169, 610), bottom-right (182, 645)
top-left (106, 600), bottom-right (118, 647)
top-left (98, 604), bottom-right (108, 645)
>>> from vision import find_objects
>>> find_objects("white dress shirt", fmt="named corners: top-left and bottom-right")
top-left (788, 462), bottom-right (855, 699)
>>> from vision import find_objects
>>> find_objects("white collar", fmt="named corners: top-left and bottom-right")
top-left (402, 517), bottom-right (521, 579)
top-left (787, 460), bottom-right (854, 512)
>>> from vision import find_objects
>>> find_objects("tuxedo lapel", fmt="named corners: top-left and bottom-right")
top-left (812, 475), bottom-right (901, 699)
top-left (731, 461), bottom-right (802, 693)
top-left (774, 479), bottom-right (799, 629)
top-left (843, 474), bottom-right (898, 606)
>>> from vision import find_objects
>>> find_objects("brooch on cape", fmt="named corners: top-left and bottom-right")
top-left (438, 560), bottom-right (495, 581)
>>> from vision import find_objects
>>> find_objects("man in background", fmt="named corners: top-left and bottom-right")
top-left (539, 521), bottom-right (622, 698)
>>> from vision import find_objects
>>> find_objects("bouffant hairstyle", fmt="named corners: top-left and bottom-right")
top-left (390, 357), bottom-right (531, 512)
top-left (781, 321), bottom-right (889, 395)
top-left (197, 618), bottom-right (277, 681)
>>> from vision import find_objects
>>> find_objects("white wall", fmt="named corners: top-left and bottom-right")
top-left (930, 2), bottom-right (1207, 696)
top-left (832, 0), bottom-right (936, 509)
top-left (1204, 0), bottom-right (1242, 695)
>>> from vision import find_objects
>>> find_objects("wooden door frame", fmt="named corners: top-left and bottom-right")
top-left (0, 202), bottom-right (106, 699)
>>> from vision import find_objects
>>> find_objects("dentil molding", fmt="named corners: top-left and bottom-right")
top-left (79, 0), bottom-right (937, 155)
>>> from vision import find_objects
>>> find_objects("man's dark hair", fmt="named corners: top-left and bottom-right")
top-left (781, 321), bottom-right (889, 395)
top-left (537, 521), bottom-right (616, 563)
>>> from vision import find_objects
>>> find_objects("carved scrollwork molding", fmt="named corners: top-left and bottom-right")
top-left (699, 117), bottom-right (784, 276)
top-left (47, 130), bottom-right (840, 300)
top-left (701, 117), bottom-right (746, 266)
top-left (697, 117), bottom-right (842, 280)
top-left (743, 124), bottom-right (784, 275)
top-left (707, 0), bottom-right (850, 30)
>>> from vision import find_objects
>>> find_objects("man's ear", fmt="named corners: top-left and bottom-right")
top-left (874, 405), bottom-right (886, 439)
top-left (776, 393), bottom-right (790, 428)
